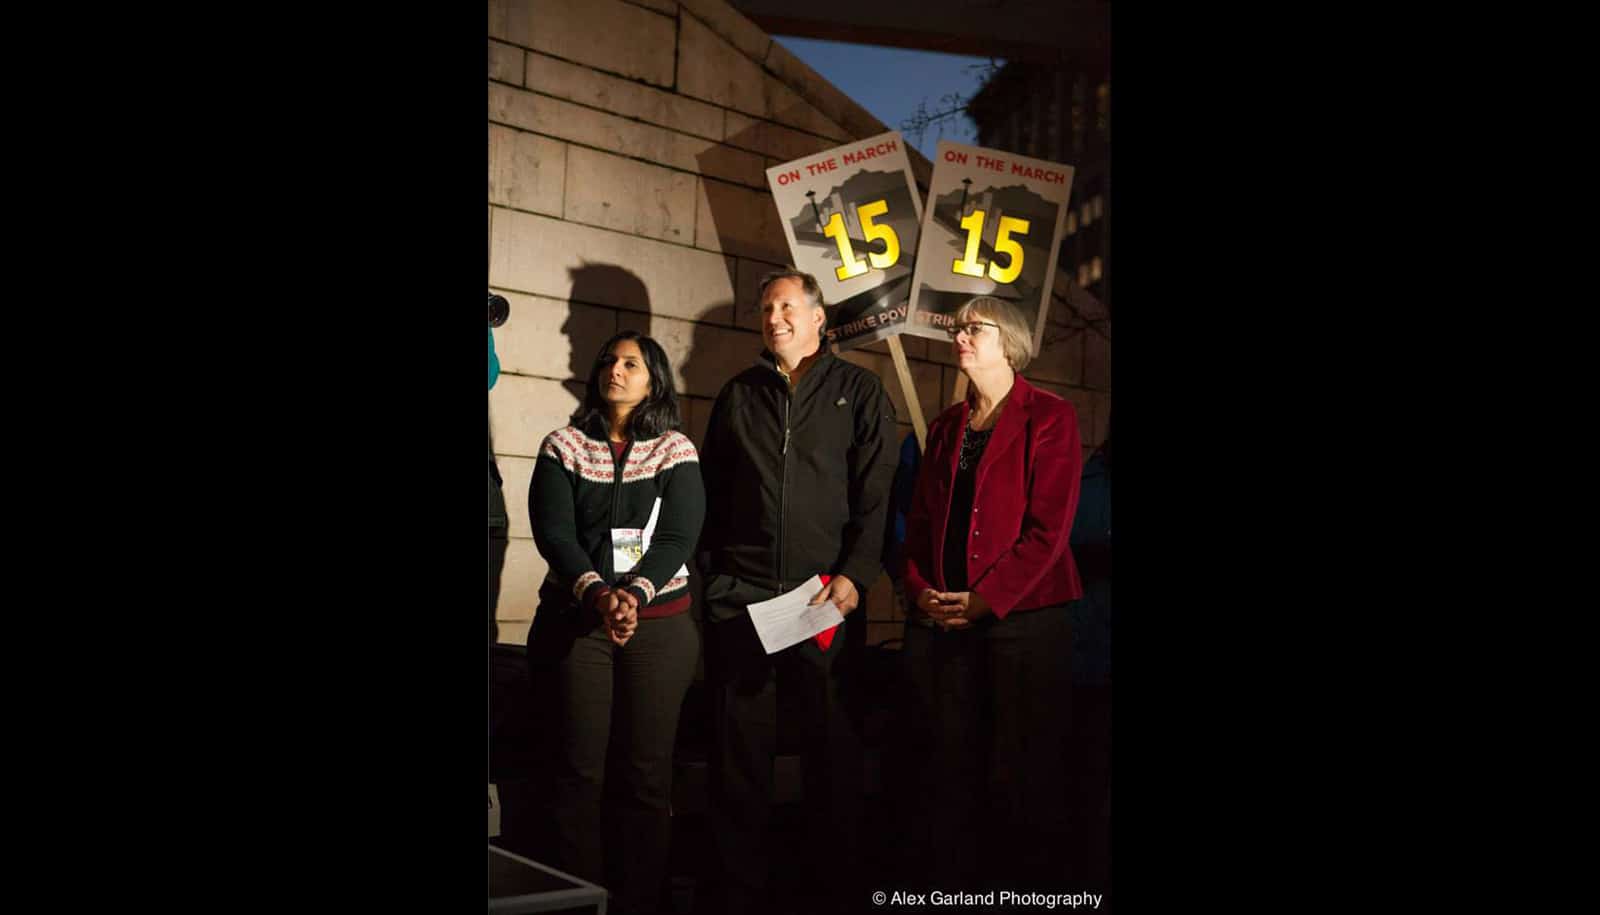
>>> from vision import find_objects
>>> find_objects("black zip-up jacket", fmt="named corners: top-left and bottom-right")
top-left (698, 350), bottom-right (897, 619)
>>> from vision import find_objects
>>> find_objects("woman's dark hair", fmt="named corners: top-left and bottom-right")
top-left (570, 330), bottom-right (682, 441)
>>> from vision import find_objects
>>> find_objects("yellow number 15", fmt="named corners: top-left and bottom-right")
top-left (952, 210), bottom-right (1031, 285)
top-left (822, 198), bottom-right (900, 281)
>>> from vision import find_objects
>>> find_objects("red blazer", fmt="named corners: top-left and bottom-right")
top-left (903, 375), bottom-right (1084, 619)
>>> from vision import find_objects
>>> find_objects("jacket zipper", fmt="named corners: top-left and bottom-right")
top-left (609, 440), bottom-right (630, 581)
top-left (778, 384), bottom-right (791, 593)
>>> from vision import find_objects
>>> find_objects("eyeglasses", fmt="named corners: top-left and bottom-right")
top-left (945, 321), bottom-right (1000, 339)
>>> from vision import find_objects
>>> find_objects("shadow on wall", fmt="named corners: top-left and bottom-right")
top-left (694, 118), bottom-right (800, 331)
top-left (675, 304), bottom-right (754, 451)
top-left (561, 261), bottom-right (746, 446)
top-left (563, 263), bottom-right (648, 388)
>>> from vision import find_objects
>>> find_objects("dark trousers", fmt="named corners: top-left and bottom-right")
top-left (703, 576), bottom-right (865, 914)
top-left (529, 607), bottom-right (699, 915)
top-left (1065, 682), bottom-right (1111, 889)
top-left (896, 604), bottom-right (1072, 892)
top-left (489, 528), bottom-right (508, 789)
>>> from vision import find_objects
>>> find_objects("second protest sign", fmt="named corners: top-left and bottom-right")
top-left (904, 141), bottom-right (1075, 355)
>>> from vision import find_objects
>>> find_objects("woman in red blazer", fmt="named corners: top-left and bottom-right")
top-left (898, 295), bottom-right (1084, 890)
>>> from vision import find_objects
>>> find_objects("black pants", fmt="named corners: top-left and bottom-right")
top-left (489, 527), bottom-right (508, 789)
top-left (529, 607), bottom-right (699, 915)
top-left (703, 575), bottom-right (866, 914)
top-left (1065, 682), bottom-right (1111, 890)
top-left (896, 604), bottom-right (1072, 892)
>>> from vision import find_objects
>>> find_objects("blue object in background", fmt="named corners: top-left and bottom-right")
top-left (883, 432), bottom-right (922, 578)
top-left (489, 327), bottom-right (500, 390)
top-left (1067, 449), bottom-right (1111, 685)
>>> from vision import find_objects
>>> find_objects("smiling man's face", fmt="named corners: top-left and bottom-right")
top-left (760, 276), bottom-right (824, 368)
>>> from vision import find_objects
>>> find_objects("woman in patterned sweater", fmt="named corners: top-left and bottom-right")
top-left (528, 330), bottom-right (704, 915)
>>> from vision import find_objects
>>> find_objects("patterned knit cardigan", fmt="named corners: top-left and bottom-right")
top-left (530, 426), bottom-right (704, 610)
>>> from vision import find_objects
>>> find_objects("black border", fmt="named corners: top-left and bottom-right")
top-left (1111, 5), bottom-right (1391, 909)
top-left (185, 8), bottom-right (490, 909)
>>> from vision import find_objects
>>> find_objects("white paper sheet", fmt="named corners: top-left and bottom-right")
top-left (745, 575), bottom-right (843, 655)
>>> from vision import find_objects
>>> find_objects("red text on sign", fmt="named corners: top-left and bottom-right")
top-left (842, 138), bottom-right (898, 165)
top-left (1010, 163), bottom-right (1068, 183)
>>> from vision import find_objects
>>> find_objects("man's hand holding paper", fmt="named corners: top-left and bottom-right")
top-left (746, 575), bottom-right (845, 655)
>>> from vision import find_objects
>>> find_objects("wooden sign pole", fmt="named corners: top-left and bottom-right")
top-left (886, 335), bottom-right (926, 452)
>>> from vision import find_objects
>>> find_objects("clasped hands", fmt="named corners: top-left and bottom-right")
top-left (594, 587), bottom-right (640, 646)
top-left (915, 588), bottom-right (993, 631)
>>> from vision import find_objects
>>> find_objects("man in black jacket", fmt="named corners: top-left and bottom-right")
top-left (699, 268), bottom-right (898, 915)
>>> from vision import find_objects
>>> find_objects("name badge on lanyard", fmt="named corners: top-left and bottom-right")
top-left (612, 497), bottom-right (690, 578)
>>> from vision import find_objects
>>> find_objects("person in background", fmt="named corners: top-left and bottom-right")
top-left (1066, 419), bottom-right (1112, 888)
top-left (882, 431), bottom-right (922, 588)
top-left (490, 323), bottom-right (508, 643)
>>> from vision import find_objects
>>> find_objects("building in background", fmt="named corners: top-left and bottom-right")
top-left (967, 60), bottom-right (1111, 315)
